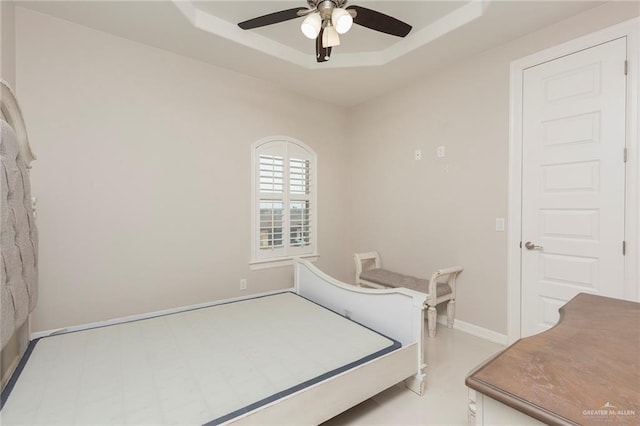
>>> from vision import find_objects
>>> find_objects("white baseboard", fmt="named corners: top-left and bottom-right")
top-left (31, 288), bottom-right (294, 340)
top-left (30, 290), bottom-right (508, 346)
top-left (437, 315), bottom-right (508, 345)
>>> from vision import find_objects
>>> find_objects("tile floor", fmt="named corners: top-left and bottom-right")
top-left (323, 326), bottom-right (505, 426)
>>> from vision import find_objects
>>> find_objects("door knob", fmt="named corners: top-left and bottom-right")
top-left (524, 241), bottom-right (543, 250)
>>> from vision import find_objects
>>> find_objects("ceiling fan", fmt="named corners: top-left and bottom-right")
top-left (238, 0), bottom-right (412, 63)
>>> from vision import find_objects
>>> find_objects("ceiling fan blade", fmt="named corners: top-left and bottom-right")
top-left (297, 8), bottom-right (316, 17)
top-left (238, 8), bottom-right (307, 30)
top-left (316, 28), bottom-right (332, 63)
top-left (346, 5), bottom-right (412, 37)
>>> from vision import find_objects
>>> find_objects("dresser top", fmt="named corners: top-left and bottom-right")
top-left (466, 293), bottom-right (640, 426)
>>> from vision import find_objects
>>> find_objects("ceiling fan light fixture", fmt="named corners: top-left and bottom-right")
top-left (238, 2), bottom-right (412, 62)
top-left (301, 12), bottom-right (322, 39)
top-left (331, 7), bottom-right (353, 34)
top-left (322, 23), bottom-right (340, 48)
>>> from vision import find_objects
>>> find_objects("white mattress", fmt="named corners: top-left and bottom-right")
top-left (1, 292), bottom-right (399, 425)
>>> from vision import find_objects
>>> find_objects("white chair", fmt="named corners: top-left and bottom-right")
top-left (354, 251), bottom-right (463, 337)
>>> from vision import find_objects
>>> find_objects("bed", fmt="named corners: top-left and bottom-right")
top-left (1, 259), bottom-right (427, 424)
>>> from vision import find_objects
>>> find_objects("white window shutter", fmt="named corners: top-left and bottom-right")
top-left (252, 137), bottom-right (317, 264)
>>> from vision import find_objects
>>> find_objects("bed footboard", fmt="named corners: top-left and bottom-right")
top-left (230, 344), bottom-right (420, 425)
top-left (294, 259), bottom-right (427, 395)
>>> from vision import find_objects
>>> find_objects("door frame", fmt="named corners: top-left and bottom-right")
top-left (507, 18), bottom-right (640, 344)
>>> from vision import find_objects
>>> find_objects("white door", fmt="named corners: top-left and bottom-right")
top-left (520, 38), bottom-right (627, 337)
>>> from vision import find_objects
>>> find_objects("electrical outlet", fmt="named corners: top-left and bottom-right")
top-left (240, 279), bottom-right (247, 290)
top-left (437, 146), bottom-right (445, 158)
top-left (414, 149), bottom-right (422, 160)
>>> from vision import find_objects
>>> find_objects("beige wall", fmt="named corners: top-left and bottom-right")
top-left (13, 2), bottom-right (639, 336)
top-left (1, 0), bottom-right (16, 86)
top-left (16, 8), bottom-right (352, 332)
top-left (347, 1), bottom-right (639, 335)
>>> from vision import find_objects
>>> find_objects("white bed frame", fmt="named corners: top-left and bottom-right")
top-left (15, 259), bottom-right (427, 425)
top-left (226, 259), bottom-right (428, 425)
top-left (10, 259), bottom-right (427, 425)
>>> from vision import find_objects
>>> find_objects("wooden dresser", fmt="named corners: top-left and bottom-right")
top-left (466, 293), bottom-right (640, 426)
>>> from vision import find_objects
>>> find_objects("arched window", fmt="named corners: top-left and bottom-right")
top-left (251, 136), bottom-right (317, 268)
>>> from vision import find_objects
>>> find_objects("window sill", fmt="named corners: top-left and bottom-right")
top-left (249, 254), bottom-right (320, 270)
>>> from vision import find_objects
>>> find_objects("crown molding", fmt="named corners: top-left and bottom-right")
top-left (172, 0), bottom-right (488, 69)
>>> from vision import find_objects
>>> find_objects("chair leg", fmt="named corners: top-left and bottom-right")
top-left (427, 305), bottom-right (437, 337)
top-left (447, 299), bottom-right (455, 328)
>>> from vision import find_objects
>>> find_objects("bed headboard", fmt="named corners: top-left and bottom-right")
top-left (1, 80), bottom-right (38, 351)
